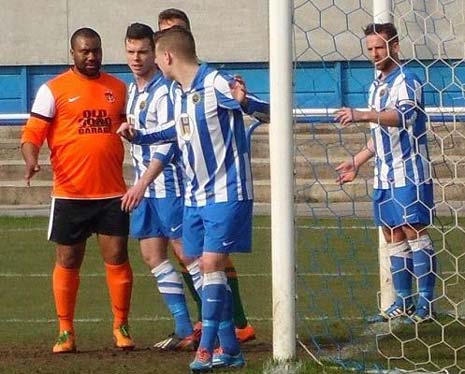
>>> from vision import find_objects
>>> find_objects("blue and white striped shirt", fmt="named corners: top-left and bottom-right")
top-left (133, 64), bottom-right (269, 207)
top-left (368, 67), bottom-right (431, 189)
top-left (126, 72), bottom-right (184, 198)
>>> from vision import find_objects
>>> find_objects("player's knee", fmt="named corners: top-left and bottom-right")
top-left (55, 244), bottom-right (85, 268)
top-left (56, 256), bottom-right (82, 269)
top-left (141, 251), bottom-right (167, 269)
top-left (383, 226), bottom-right (405, 243)
top-left (201, 254), bottom-right (229, 273)
top-left (170, 239), bottom-right (188, 262)
top-left (102, 250), bottom-right (129, 265)
top-left (403, 224), bottom-right (428, 240)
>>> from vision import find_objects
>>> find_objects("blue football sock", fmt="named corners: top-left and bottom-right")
top-left (153, 260), bottom-right (193, 338)
top-left (410, 235), bottom-right (437, 310)
top-left (199, 271), bottom-right (227, 353)
top-left (387, 241), bottom-right (413, 307)
top-left (218, 286), bottom-right (240, 355)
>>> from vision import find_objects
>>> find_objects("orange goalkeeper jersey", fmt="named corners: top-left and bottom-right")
top-left (21, 68), bottom-right (127, 199)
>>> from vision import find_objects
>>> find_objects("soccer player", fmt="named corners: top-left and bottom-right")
top-left (156, 7), bottom-right (257, 344)
top-left (335, 23), bottom-right (437, 324)
top-left (122, 22), bottom-right (198, 350)
top-left (21, 28), bottom-right (134, 353)
top-left (118, 26), bottom-right (269, 371)
top-left (158, 8), bottom-right (191, 31)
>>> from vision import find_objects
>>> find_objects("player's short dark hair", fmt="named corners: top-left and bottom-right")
top-left (158, 8), bottom-right (191, 31)
top-left (125, 22), bottom-right (155, 50)
top-left (70, 27), bottom-right (101, 49)
top-left (364, 22), bottom-right (399, 44)
top-left (155, 25), bottom-right (196, 60)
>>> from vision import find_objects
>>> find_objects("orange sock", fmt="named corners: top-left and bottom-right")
top-left (52, 264), bottom-right (80, 333)
top-left (105, 261), bottom-right (133, 330)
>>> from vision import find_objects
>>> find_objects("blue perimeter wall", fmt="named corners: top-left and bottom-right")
top-left (1, 61), bottom-right (465, 121)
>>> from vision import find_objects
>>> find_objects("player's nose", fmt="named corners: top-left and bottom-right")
top-left (87, 52), bottom-right (98, 61)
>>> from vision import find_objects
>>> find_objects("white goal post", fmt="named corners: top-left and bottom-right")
top-left (372, 0), bottom-right (397, 313)
top-left (269, 0), bottom-right (296, 361)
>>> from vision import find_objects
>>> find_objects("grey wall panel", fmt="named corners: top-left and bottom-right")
top-left (1, 0), bottom-right (269, 65)
top-left (1, 0), bottom-right (464, 66)
top-left (2, 0), bottom-right (69, 65)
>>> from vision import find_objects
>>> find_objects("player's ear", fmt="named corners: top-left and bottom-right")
top-left (391, 40), bottom-right (400, 55)
top-left (166, 51), bottom-right (173, 65)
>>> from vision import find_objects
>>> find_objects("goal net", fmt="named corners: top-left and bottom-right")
top-left (291, 0), bottom-right (465, 372)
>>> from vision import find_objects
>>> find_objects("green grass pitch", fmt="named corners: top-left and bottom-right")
top-left (1, 215), bottom-right (465, 373)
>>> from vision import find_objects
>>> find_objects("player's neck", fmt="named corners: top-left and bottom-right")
top-left (175, 63), bottom-right (200, 92)
top-left (134, 66), bottom-right (158, 91)
top-left (379, 59), bottom-right (399, 80)
top-left (71, 66), bottom-right (100, 80)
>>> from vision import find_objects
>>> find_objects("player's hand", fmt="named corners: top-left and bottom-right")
top-left (335, 160), bottom-right (358, 184)
top-left (229, 75), bottom-right (248, 105)
top-left (121, 183), bottom-right (145, 212)
top-left (335, 107), bottom-right (361, 127)
top-left (24, 161), bottom-right (40, 187)
top-left (117, 122), bottom-right (135, 141)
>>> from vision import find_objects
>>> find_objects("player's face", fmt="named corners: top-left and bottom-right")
top-left (125, 38), bottom-right (156, 79)
top-left (366, 33), bottom-right (399, 73)
top-left (71, 36), bottom-right (102, 77)
top-left (159, 18), bottom-right (188, 31)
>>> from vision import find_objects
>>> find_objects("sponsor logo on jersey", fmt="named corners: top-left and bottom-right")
top-left (177, 113), bottom-right (193, 141)
top-left (78, 109), bottom-right (112, 134)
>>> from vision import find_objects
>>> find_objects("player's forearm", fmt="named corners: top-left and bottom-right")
top-left (362, 109), bottom-right (400, 127)
top-left (21, 142), bottom-right (40, 165)
top-left (133, 126), bottom-right (177, 145)
top-left (138, 159), bottom-right (165, 188)
top-left (353, 140), bottom-right (375, 167)
top-left (241, 94), bottom-right (270, 123)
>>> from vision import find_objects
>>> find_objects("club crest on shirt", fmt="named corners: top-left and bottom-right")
top-left (177, 113), bottom-right (193, 141)
top-left (191, 92), bottom-right (202, 105)
top-left (379, 87), bottom-right (388, 97)
top-left (139, 100), bottom-right (147, 111)
top-left (104, 90), bottom-right (116, 103)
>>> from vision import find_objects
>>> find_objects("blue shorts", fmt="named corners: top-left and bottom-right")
top-left (130, 197), bottom-right (183, 239)
top-left (183, 200), bottom-right (253, 258)
top-left (373, 183), bottom-right (434, 227)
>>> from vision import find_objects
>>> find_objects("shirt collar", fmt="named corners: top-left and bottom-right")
top-left (376, 66), bottom-right (401, 84)
top-left (178, 63), bottom-right (209, 94)
top-left (136, 70), bottom-right (163, 93)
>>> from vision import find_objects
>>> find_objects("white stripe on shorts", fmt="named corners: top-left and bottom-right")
top-left (47, 197), bottom-right (55, 240)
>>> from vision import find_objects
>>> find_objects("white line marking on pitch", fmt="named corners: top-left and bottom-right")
top-left (3, 225), bottom-right (378, 233)
top-left (0, 316), bottom-right (364, 323)
top-left (0, 272), bottom-right (379, 278)
top-left (5, 224), bottom-right (458, 233)
top-left (1, 271), bottom-right (462, 278)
